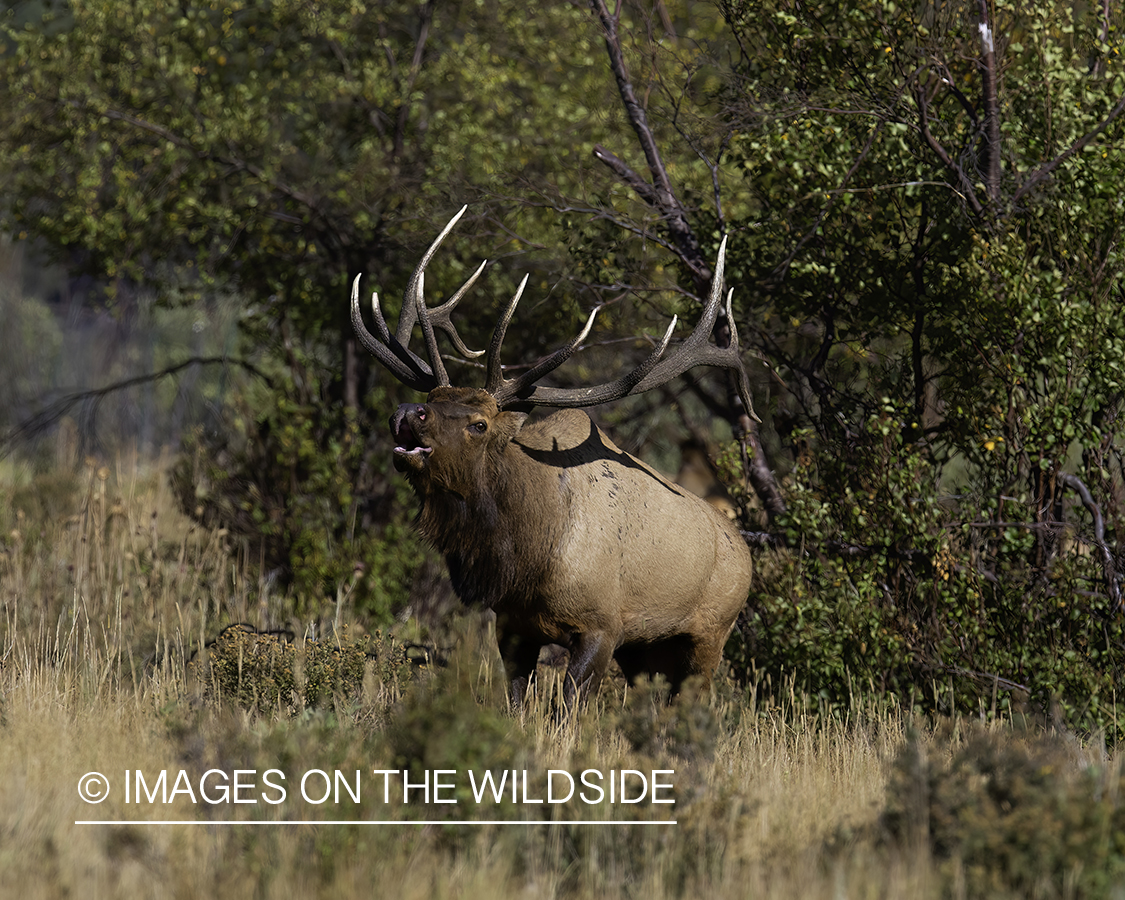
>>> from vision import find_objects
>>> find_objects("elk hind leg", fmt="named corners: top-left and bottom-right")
top-left (562, 630), bottom-right (615, 711)
top-left (616, 634), bottom-right (713, 696)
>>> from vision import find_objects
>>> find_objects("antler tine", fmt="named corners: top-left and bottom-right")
top-left (413, 271), bottom-right (450, 385)
top-left (350, 274), bottom-right (439, 392)
top-left (495, 314), bottom-right (676, 408)
top-left (494, 304), bottom-right (602, 402)
top-left (722, 286), bottom-right (759, 423)
top-left (395, 205), bottom-right (469, 346)
top-left (485, 274), bottom-right (530, 393)
top-left (630, 236), bottom-right (758, 421)
top-left (428, 260), bottom-right (488, 360)
top-left (396, 205), bottom-right (489, 386)
top-left (490, 303), bottom-right (603, 404)
top-left (353, 210), bottom-right (757, 418)
top-left (412, 258), bottom-right (490, 386)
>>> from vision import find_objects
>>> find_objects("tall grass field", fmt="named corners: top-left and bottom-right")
top-left (1, 454), bottom-right (1122, 899)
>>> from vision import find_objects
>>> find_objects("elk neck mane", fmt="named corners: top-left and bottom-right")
top-left (414, 423), bottom-right (567, 609)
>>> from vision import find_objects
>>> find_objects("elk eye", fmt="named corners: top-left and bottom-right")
top-left (469, 421), bottom-right (487, 434)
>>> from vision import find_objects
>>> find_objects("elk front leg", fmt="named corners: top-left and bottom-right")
top-left (498, 631), bottom-right (542, 709)
top-left (562, 630), bottom-right (615, 711)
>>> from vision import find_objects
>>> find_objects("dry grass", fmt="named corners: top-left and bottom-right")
top-left (1, 455), bottom-right (1118, 898)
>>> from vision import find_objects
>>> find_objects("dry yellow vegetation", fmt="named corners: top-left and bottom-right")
top-left (1, 456), bottom-right (1120, 899)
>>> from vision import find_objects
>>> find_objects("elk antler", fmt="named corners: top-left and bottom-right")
top-left (351, 208), bottom-right (757, 420)
top-left (492, 234), bottom-right (755, 420)
top-left (350, 205), bottom-right (486, 393)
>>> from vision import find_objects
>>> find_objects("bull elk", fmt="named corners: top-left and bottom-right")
top-left (350, 207), bottom-right (754, 709)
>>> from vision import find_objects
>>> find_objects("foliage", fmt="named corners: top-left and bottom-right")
top-left (0, 0), bottom-right (627, 617)
top-left (733, 406), bottom-right (1125, 743)
top-left (203, 624), bottom-right (298, 712)
top-left (385, 648), bottom-right (528, 817)
top-left (304, 626), bottom-right (383, 707)
top-left (883, 724), bottom-right (1125, 898)
top-left (610, 676), bottom-right (723, 766)
top-left (201, 622), bottom-right (400, 713)
top-left (710, 0), bottom-right (1125, 736)
top-left (720, 0), bottom-right (1125, 443)
top-left (169, 353), bottom-right (427, 619)
top-left (0, 0), bottom-right (620, 307)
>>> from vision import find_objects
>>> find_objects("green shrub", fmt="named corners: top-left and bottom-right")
top-left (385, 641), bottom-right (525, 814)
top-left (303, 625), bottom-right (380, 709)
top-left (204, 625), bottom-right (299, 711)
top-left (610, 675), bottom-right (722, 766)
top-left (201, 623), bottom-right (402, 713)
top-left (729, 410), bottom-right (1125, 744)
top-left (171, 361), bottom-right (427, 623)
top-left (883, 724), bottom-right (1125, 898)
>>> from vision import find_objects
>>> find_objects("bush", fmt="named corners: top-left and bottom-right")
top-left (201, 623), bottom-right (403, 713)
top-left (882, 724), bottom-right (1125, 898)
top-left (171, 360), bottom-right (428, 623)
top-left (730, 409), bottom-right (1125, 744)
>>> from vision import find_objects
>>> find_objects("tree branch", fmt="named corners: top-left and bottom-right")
top-left (914, 78), bottom-right (985, 216)
top-left (1, 357), bottom-right (272, 458)
top-left (1012, 88), bottom-right (1125, 206)
top-left (588, 0), bottom-right (708, 289)
top-left (591, 144), bottom-right (660, 208)
top-left (977, 0), bottom-right (1001, 206)
top-left (393, 0), bottom-right (435, 161)
top-left (587, 0), bottom-right (783, 519)
top-left (1058, 472), bottom-right (1122, 612)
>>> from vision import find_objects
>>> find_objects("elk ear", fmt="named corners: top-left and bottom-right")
top-left (493, 410), bottom-right (529, 443)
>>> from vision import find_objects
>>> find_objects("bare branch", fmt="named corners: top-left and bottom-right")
top-left (923, 663), bottom-right (1031, 695)
top-left (586, 3), bottom-right (784, 516)
top-left (591, 144), bottom-right (660, 208)
top-left (914, 78), bottom-right (986, 216)
top-left (1, 357), bottom-right (270, 459)
top-left (977, 0), bottom-right (1001, 206)
top-left (392, 0), bottom-right (436, 161)
top-left (588, 0), bottom-right (709, 289)
top-left (1058, 472), bottom-right (1122, 612)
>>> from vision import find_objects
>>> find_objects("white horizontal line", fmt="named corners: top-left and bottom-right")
top-left (76, 820), bottom-right (676, 826)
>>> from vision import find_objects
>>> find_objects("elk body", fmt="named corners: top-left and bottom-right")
top-left (352, 208), bottom-right (754, 708)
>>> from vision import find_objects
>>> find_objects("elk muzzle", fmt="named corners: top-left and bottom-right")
top-left (390, 403), bottom-right (433, 472)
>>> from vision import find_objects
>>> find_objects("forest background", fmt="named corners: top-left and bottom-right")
top-left (3, 0), bottom-right (1124, 736)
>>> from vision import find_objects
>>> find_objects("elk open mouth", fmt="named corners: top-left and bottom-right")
top-left (391, 416), bottom-right (433, 465)
top-left (394, 443), bottom-right (433, 459)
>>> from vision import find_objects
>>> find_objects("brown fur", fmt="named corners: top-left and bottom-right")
top-left (391, 386), bottom-right (753, 707)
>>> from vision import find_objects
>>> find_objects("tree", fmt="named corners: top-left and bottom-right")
top-left (0, 0), bottom-right (686, 615)
top-left (710, 0), bottom-right (1125, 732)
